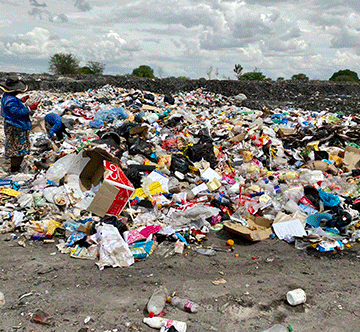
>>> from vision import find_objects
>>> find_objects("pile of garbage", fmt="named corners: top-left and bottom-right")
top-left (1, 84), bottom-right (360, 270)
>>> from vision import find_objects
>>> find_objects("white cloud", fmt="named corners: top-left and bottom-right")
top-left (1, 0), bottom-right (360, 79)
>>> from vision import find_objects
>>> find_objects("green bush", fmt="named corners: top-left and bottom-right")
top-left (239, 71), bottom-right (266, 81)
top-left (291, 73), bottom-right (309, 81)
top-left (131, 65), bottom-right (155, 78)
top-left (330, 69), bottom-right (359, 82)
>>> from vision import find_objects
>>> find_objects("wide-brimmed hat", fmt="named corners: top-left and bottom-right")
top-left (0, 76), bottom-right (28, 93)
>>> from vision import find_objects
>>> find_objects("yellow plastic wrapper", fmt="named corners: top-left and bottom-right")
top-left (0, 188), bottom-right (21, 197)
top-left (131, 188), bottom-right (147, 200)
top-left (46, 220), bottom-right (63, 237)
top-left (329, 155), bottom-right (343, 166)
top-left (306, 141), bottom-right (320, 151)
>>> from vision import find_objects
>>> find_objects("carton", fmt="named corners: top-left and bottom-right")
top-left (79, 148), bottom-right (134, 217)
top-left (223, 216), bottom-right (273, 241)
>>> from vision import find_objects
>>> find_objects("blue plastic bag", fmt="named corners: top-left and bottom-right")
top-left (318, 190), bottom-right (340, 207)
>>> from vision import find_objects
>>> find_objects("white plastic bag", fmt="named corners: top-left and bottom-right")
top-left (94, 224), bottom-right (134, 270)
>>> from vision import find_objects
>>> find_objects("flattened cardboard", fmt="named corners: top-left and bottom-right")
top-left (229, 133), bottom-right (246, 142)
top-left (305, 160), bottom-right (339, 175)
top-left (223, 216), bottom-right (273, 242)
top-left (343, 145), bottom-right (360, 171)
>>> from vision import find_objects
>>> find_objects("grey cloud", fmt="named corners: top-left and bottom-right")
top-left (281, 27), bottom-right (301, 40)
top-left (28, 8), bottom-right (44, 20)
top-left (331, 28), bottom-right (360, 48)
top-left (1, 0), bottom-right (19, 5)
top-left (29, 0), bottom-right (47, 7)
top-left (28, 7), bottom-right (68, 23)
top-left (307, 11), bottom-right (347, 28)
top-left (232, 19), bottom-right (272, 39)
top-left (122, 43), bottom-right (142, 52)
top-left (74, 0), bottom-right (92, 12)
top-left (170, 38), bottom-right (182, 49)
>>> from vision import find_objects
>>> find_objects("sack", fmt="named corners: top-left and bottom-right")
top-left (187, 142), bottom-right (217, 168)
top-left (170, 153), bottom-right (190, 174)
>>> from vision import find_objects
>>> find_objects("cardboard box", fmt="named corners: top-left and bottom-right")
top-left (223, 216), bottom-right (273, 242)
top-left (79, 148), bottom-right (134, 217)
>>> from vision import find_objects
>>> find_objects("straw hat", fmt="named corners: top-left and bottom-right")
top-left (0, 76), bottom-right (28, 93)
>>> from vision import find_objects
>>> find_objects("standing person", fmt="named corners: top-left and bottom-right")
top-left (44, 112), bottom-right (71, 141)
top-left (0, 76), bottom-right (31, 173)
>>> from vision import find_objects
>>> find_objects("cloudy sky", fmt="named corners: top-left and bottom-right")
top-left (1, 0), bottom-right (360, 80)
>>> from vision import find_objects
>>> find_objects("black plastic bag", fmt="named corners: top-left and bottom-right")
top-left (326, 210), bottom-right (352, 229)
top-left (144, 93), bottom-right (155, 101)
top-left (304, 185), bottom-right (321, 210)
top-left (187, 142), bottom-right (217, 168)
top-left (170, 153), bottom-right (190, 174)
top-left (164, 95), bottom-right (175, 105)
top-left (314, 150), bottom-right (329, 161)
top-left (128, 138), bottom-right (153, 157)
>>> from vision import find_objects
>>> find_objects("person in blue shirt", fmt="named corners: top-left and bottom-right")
top-left (0, 76), bottom-right (31, 173)
top-left (44, 112), bottom-right (71, 141)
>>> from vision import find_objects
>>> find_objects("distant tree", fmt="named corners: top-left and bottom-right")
top-left (49, 53), bottom-right (79, 75)
top-left (79, 66), bottom-right (93, 75)
top-left (177, 76), bottom-right (190, 80)
top-left (291, 73), bottom-right (309, 81)
top-left (239, 68), bottom-right (266, 81)
top-left (330, 69), bottom-right (359, 82)
top-left (233, 64), bottom-right (243, 80)
top-left (215, 68), bottom-right (219, 80)
top-left (131, 65), bottom-right (156, 78)
top-left (87, 61), bottom-right (106, 75)
top-left (277, 77), bottom-right (285, 81)
top-left (207, 66), bottom-right (213, 80)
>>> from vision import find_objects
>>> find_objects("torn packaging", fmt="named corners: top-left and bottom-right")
top-left (79, 148), bottom-right (135, 217)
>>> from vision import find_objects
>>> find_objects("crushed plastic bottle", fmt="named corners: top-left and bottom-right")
top-left (147, 286), bottom-right (168, 316)
top-left (167, 295), bottom-right (200, 313)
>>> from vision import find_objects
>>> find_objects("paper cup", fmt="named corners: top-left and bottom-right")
top-left (286, 288), bottom-right (306, 306)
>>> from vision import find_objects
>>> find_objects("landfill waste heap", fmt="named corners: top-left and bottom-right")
top-left (2, 77), bottom-right (360, 331)
top-left (0, 80), bottom-right (360, 269)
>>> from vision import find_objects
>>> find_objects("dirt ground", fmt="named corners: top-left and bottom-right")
top-left (1, 228), bottom-right (360, 332)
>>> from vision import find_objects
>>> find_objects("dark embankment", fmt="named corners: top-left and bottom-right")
top-left (1, 72), bottom-right (360, 114)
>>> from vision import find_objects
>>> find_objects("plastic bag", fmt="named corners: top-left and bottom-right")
top-left (170, 153), bottom-right (190, 174)
top-left (45, 154), bottom-right (77, 181)
top-left (93, 223), bottom-right (134, 270)
top-left (89, 107), bottom-right (128, 128)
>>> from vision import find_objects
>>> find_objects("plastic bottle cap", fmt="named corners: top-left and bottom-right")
top-left (148, 312), bottom-right (154, 318)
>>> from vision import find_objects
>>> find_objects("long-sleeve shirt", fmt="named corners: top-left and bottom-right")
top-left (1, 92), bottom-right (31, 130)
top-left (44, 113), bottom-right (63, 137)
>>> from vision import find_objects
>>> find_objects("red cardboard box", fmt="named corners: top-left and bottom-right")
top-left (79, 148), bottom-right (134, 217)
